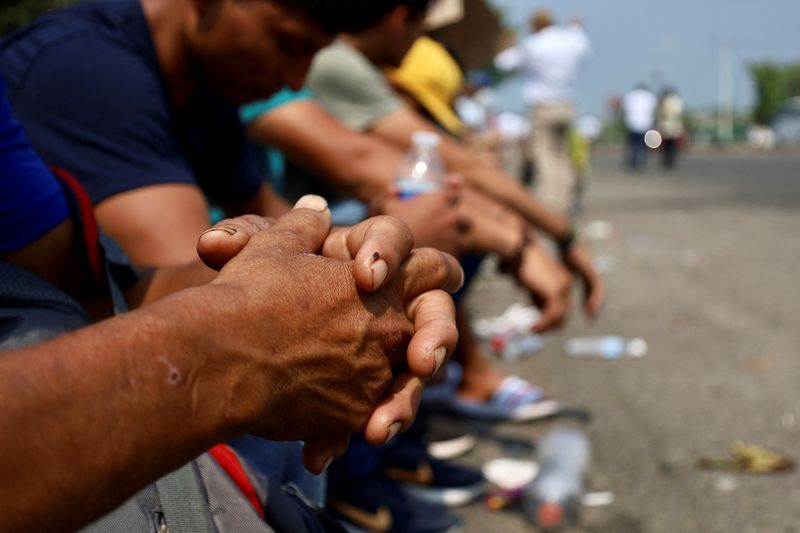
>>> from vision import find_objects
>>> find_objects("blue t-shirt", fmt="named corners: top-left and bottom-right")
top-left (0, 77), bottom-right (69, 253)
top-left (0, 0), bottom-right (262, 207)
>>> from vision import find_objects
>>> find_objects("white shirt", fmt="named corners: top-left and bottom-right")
top-left (622, 89), bottom-right (658, 133)
top-left (495, 24), bottom-right (591, 106)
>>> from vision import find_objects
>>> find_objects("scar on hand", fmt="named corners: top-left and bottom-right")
top-left (158, 356), bottom-right (183, 385)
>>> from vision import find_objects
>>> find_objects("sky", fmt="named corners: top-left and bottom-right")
top-left (486, 0), bottom-right (800, 119)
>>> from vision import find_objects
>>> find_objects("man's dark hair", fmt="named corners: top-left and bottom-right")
top-left (276, 0), bottom-right (434, 35)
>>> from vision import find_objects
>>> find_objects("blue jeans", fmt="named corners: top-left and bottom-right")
top-left (626, 130), bottom-right (648, 169)
top-left (229, 436), bottom-right (327, 507)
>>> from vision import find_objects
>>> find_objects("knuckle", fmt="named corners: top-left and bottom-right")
top-left (375, 214), bottom-right (407, 232)
top-left (265, 227), bottom-right (310, 249)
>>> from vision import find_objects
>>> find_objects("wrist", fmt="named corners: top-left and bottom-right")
top-left (498, 227), bottom-right (534, 274)
top-left (147, 285), bottom-right (272, 440)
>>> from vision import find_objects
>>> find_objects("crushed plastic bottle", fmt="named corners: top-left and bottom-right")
top-left (523, 427), bottom-right (590, 529)
top-left (490, 332), bottom-right (544, 362)
top-left (473, 303), bottom-right (541, 340)
top-left (396, 131), bottom-right (445, 199)
top-left (564, 336), bottom-right (648, 359)
top-left (581, 220), bottom-right (615, 241)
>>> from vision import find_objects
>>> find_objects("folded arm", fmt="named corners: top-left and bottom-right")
top-left (247, 99), bottom-right (402, 202)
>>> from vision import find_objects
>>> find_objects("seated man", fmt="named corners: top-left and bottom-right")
top-left (0, 77), bottom-right (462, 531)
top-left (1, 0), bottom-right (351, 265)
top-left (0, 0), bottom-right (466, 514)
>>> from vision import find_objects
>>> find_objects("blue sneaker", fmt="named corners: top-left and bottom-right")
top-left (382, 438), bottom-right (486, 507)
top-left (327, 477), bottom-right (462, 533)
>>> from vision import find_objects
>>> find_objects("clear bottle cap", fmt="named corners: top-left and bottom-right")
top-left (626, 338), bottom-right (648, 357)
top-left (411, 131), bottom-right (441, 147)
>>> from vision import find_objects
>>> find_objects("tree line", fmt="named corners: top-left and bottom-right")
top-left (0, 0), bottom-right (77, 36)
top-left (749, 62), bottom-right (800, 124)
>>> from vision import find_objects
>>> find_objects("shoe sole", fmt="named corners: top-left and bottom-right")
top-left (401, 481), bottom-right (487, 507)
top-left (426, 434), bottom-right (478, 461)
top-left (510, 400), bottom-right (562, 422)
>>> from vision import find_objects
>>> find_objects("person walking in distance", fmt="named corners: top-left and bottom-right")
top-left (656, 87), bottom-right (685, 169)
top-left (622, 83), bottom-right (658, 171)
top-left (495, 9), bottom-right (591, 214)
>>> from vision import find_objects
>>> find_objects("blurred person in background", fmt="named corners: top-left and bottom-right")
top-left (622, 83), bottom-right (658, 171)
top-left (494, 9), bottom-right (591, 215)
top-left (306, 12), bottom-right (604, 327)
top-left (656, 87), bottom-right (686, 169)
top-left (570, 114), bottom-right (602, 214)
top-left (305, 25), bottom-right (605, 418)
top-left (239, 54), bottom-right (576, 412)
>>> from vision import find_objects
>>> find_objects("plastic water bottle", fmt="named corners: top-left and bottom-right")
top-left (523, 427), bottom-right (590, 529)
top-left (564, 336), bottom-right (648, 359)
top-left (490, 332), bottom-right (544, 362)
top-left (473, 304), bottom-right (541, 340)
top-left (396, 131), bottom-right (445, 199)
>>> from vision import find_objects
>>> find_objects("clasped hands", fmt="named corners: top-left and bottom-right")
top-left (196, 195), bottom-right (462, 473)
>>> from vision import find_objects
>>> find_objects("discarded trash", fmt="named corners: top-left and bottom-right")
top-left (698, 442), bottom-right (795, 474)
top-left (483, 458), bottom-right (540, 491)
top-left (483, 458), bottom-right (540, 511)
top-left (581, 491), bottom-right (615, 507)
top-left (491, 332), bottom-right (544, 361)
top-left (473, 303), bottom-right (541, 340)
top-left (582, 220), bottom-right (615, 241)
top-left (594, 254), bottom-right (618, 274)
top-left (523, 427), bottom-right (590, 528)
top-left (714, 474), bottom-right (738, 493)
top-left (565, 336), bottom-right (648, 359)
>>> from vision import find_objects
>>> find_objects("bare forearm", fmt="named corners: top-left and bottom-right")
top-left (249, 109), bottom-right (399, 203)
top-left (439, 138), bottom-right (572, 240)
top-left (225, 183), bottom-right (291, 219)
top-left (127, 260), bottom-right (218, 307)
top-left (0, 286), bottom-right (259, 532)
top-left (371, 108), bottom-right (571, 240)
top-left (459, 192), bottom-right (524, 259)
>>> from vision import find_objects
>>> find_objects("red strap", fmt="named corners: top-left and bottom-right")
top-left (48, 165), bottom-right (104, 283)
top-left (209, 444), bottom-right (266, 518)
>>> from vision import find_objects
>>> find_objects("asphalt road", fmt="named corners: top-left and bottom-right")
top-left (454, 147), bottom-right (800, 533)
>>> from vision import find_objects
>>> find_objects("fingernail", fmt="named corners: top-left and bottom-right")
top-left (432, 346), bottom-right (447, 377)
top-left (200, 226), bottom-right (237, 237)
top-left (384, 422), bottom-right (402, 445)
top-left (322, 456), bottom-right (335, 472)
top-left (370, 257), bottom-right (388, 289)
top-left (294, 194), bottom-right (329, 212)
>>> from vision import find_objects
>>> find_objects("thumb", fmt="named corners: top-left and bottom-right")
top-left (197, 214), bottom-right (274, 271)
